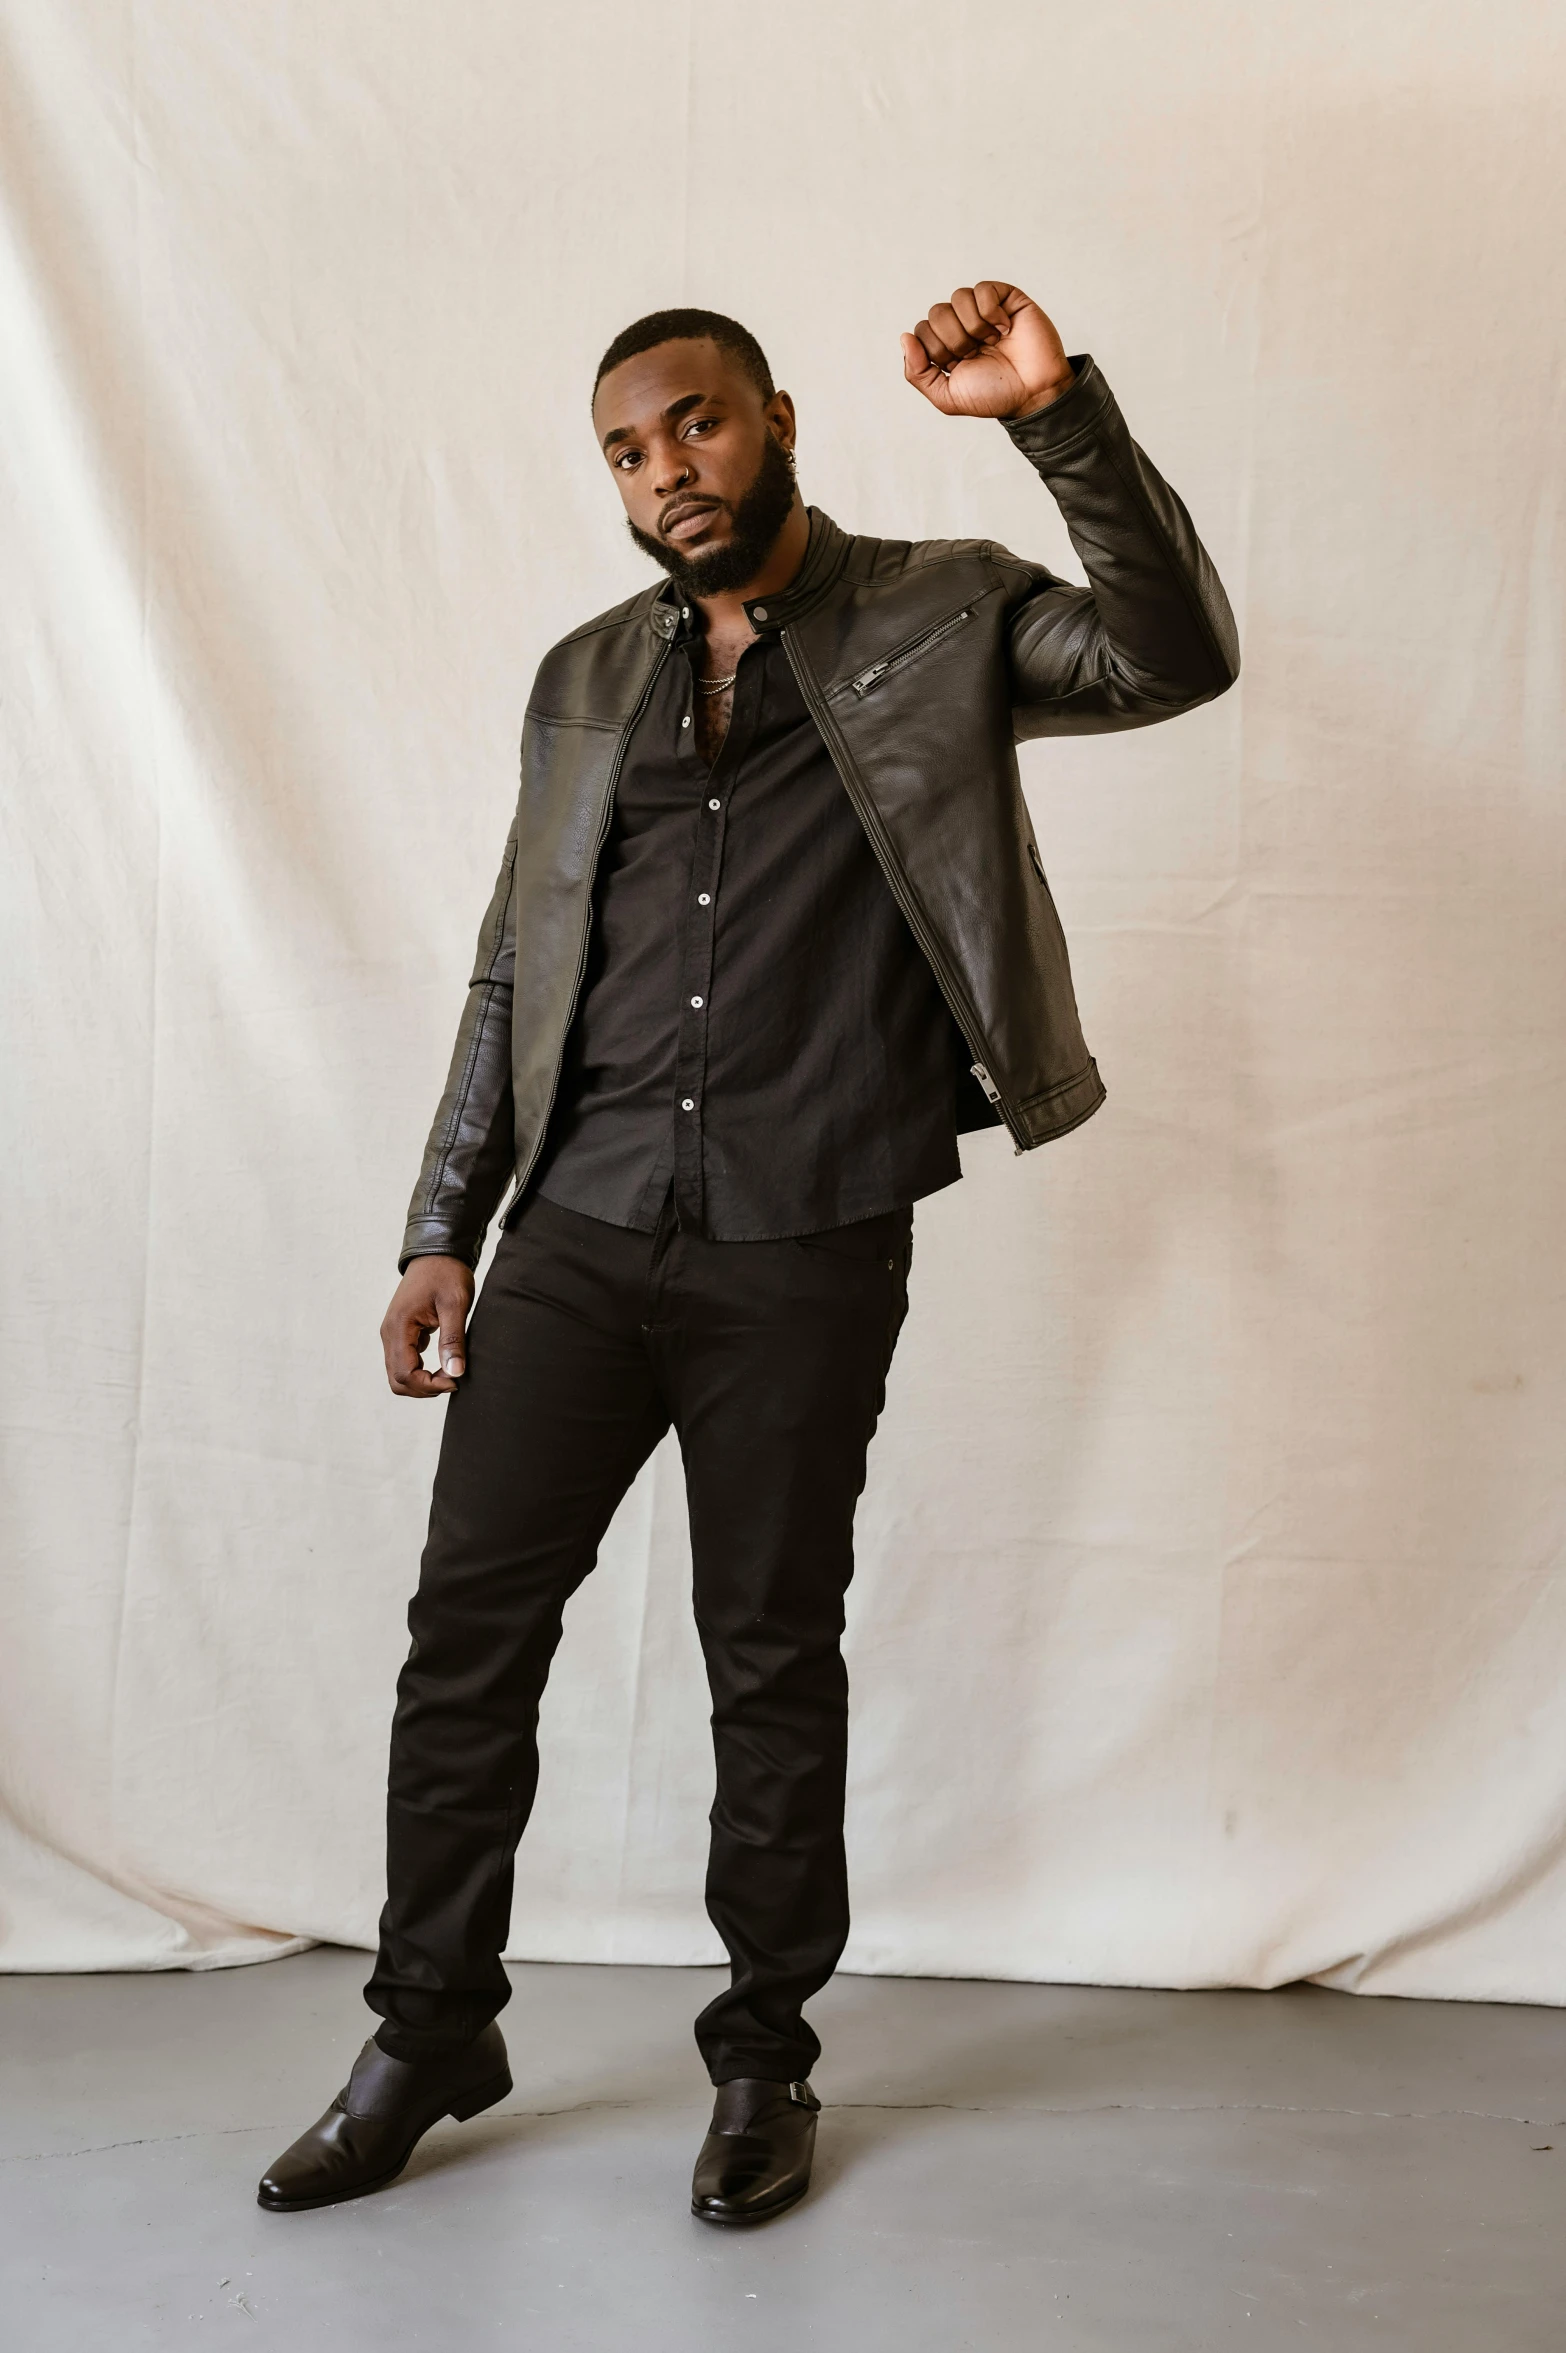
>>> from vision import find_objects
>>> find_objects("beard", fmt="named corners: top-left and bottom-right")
top-left (628, 433), bottom-right (799, 598)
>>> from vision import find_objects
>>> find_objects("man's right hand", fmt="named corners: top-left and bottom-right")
top-left (380, 1255), bottom-right (475, 1398)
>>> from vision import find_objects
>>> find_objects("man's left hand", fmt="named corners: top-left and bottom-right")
top-left (901, 283), bottom-right (1075, 421)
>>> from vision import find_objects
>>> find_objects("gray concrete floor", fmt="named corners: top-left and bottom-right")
top-left (3, 1947), bottom-right (1565, 2350)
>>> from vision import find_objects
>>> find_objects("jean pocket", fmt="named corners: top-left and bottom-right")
top-left (792, 1209), bottom-right (910, 1263)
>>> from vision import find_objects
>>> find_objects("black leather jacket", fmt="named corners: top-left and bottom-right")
top-left (400, 357), bottom-right (1238, 1268)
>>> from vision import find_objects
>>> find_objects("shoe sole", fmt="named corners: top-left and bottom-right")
top-left (256, 2068), bottom-right (513, 2213)
top-left (690, 2176), bottom-right (811, 2227)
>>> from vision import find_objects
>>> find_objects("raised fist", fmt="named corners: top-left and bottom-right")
top-left (901, 282), bottom-right (1074, 421)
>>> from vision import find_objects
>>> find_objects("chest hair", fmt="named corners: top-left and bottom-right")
top-left (694, 683), bottom-right (735, 766)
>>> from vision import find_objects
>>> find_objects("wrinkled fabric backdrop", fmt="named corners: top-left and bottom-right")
top-left (3, 0), bottom-right (1564, 2000)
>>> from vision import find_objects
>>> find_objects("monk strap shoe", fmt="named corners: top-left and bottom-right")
top-left (690, 2076), bottom-right (821, 2226)
top-left (257, 2024), bottom-right (511, 2213)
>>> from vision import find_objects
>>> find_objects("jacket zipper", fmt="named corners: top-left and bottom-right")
top-left (784, 627), bottom-right (1027, 1153)
top-left (508, 637), bottom-right (674, 1207)
top-left (970, 1061), bottom-right (1019, 1150)
top-left (850, 606), bottom-right (973, 698)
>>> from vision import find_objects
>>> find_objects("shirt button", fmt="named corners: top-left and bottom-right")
top-left (690, 995), bottom-right (704, 1008)
top-left (681, 1098), bottom-right (695, 1112)
top-left (697, 892), bottom-right (711, 906)
top-left (681, 714), bottom-right (691, 729)
top-left (682, 607), bottom-right (690, 618)
top-left (752, 605), bottom-right (768, 621)
top-left (707, 797), bottom-right (720, 811)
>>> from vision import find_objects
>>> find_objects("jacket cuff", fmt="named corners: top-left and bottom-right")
top-left (1001, 355), bottom-right (1112, 459)
top-left (398, 1224), bottom-right (483, 1276)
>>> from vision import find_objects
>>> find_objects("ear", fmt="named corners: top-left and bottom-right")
top-left (764, 387), bottom-right (797, 454)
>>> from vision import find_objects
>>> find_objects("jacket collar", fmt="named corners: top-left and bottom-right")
top-left (649, 508), bottom-right (850, 640)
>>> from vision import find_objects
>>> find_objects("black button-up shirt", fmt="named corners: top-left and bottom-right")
top-left (532, 599), bottom-right (964, 1239)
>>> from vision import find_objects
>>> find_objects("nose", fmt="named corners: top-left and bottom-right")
top-left (649, 434), bottom-right (693, 499)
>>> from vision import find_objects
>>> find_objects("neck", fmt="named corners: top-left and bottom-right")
top-left (693, 496), bottom-right (810, 638)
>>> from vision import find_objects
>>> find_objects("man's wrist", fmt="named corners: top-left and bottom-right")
top-left (1005, 367), bottom-right (1077, 422)
top-left (397, 1241), bottom-right (479, 1276)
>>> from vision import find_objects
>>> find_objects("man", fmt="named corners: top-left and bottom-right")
top-left (259, 282), bottom-right (1237, 2223)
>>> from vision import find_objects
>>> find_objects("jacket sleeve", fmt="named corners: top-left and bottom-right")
top-left (398, 818), bottom-right (518, 1271)
top-left (994, 355), bottom-right (1239, 740)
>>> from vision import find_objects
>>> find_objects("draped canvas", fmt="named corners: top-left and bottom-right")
top-left (3, 0), bottom-right (1564, 2000)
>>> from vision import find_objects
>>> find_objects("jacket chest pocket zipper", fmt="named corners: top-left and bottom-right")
top-left (851, 607), bottom-right (973, 698)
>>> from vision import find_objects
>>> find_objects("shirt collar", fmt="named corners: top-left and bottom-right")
top-left (651, 508), bottom-right (849, 641)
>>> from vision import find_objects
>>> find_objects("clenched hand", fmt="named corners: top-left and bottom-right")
top-left (381, 1254), bottom-right (474, 1398)
top-left (901, 282), bottom-right (1075, 421)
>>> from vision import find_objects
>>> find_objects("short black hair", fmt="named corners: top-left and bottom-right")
top-left (593, 307), bottom-right (774, 404)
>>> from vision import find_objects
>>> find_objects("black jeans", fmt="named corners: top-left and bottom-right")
top-left (366, 1191), bottom-right (912, 2083)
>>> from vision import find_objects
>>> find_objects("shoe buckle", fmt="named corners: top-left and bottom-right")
top-left (788, 2079), bottom-right (816, 2109)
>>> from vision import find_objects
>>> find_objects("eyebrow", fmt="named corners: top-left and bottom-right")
top-left (600, 389), bottom-right (722, 453)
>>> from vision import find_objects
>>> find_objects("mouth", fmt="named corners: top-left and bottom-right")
top-left (661, 497), bottom-right (723, 545)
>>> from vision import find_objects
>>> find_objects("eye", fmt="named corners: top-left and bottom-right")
top-left (614, 449), bottom-right (642, 471)
top-left (684, 416), bottom-right (717, 438)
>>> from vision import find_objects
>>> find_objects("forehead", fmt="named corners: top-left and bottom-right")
top-left (592, 337), bottom-right (759, 437)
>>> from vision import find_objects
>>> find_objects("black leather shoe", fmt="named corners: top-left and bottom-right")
top-left (690, 2077), bottom-right (821, 2225)
top-left (257, 2024), bottom-right (511, 2212)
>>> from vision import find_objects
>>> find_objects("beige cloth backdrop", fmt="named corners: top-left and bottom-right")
top-left (4, 1), bottom-right (1565, 1999)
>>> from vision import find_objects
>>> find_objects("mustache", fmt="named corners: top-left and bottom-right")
top-left (658, 494), bottom-right (724, 538)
